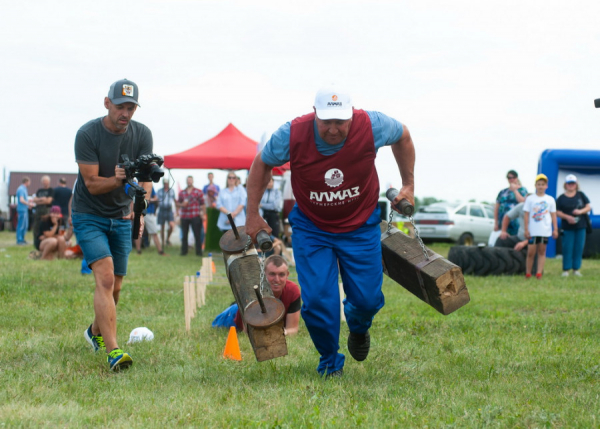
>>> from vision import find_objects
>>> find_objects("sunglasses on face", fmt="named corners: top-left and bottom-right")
top-left (228, 177), bottom-right (236, 179)
top-left (507, 176), bottom-right (516, 179)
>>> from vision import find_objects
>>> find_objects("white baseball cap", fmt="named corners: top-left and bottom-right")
top-left (127, 327), bottom-right (154, 344)
top-left (314, 86), bottom-right (353, 120)
top-left (565, 174), bottom-right (577, 183)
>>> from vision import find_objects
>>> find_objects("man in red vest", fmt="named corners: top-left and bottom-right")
top-left (246, 86), bottom-right (415, 378)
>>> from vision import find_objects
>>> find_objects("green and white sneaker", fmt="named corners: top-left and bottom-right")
top-left (107, 348), bottom-right (133, 372)
top-left (84, 325), bottom-right (105, 352)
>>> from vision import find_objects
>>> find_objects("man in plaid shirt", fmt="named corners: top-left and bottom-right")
top-left (176, 175), bottom-right (205, 256)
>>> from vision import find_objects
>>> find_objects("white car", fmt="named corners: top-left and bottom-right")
top-left (413, 202), bottom-right (495, 245)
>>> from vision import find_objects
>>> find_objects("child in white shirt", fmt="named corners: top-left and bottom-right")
top-left (523, 174), bottom-right (558, 279)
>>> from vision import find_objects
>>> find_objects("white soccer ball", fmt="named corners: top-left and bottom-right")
top-left (128, 327), bottom-right (154, 344)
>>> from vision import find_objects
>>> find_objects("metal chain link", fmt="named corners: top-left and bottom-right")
top-left (243, 235), bottom-right (252, 255)
top-left (388, 209), bottom-right (429, 261)
top-left (258, 250), bottom-right (266, 296)
top-left (408, 215), bottom-right (430, 261)
top-left (243, 235), bottom-right (267, 295)
top-left (386, 209), bottom-right (394, 235)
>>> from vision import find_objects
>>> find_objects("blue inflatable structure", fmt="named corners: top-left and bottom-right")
top-left (538, 149), bottom-right (600, 257)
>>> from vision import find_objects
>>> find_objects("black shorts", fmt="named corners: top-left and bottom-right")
top-left (528, 236), bottom-right (549, 245)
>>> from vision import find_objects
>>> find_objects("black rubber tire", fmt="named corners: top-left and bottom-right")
top-left (483, 247), bottom-right (505, 276)
top-left (495, 247), bottom-right (517, 275)
top-left (458, 233), bottom-right (475, 246)
top-left (494, 236), bottom-right (520, 249)
top-left (473, 247), bottom-right (491, 276)
top-left (511, 249), bottom-right (526, 273)
top-left (462, 247), bottom-right (477, 275)
top-left (448, 246), bottom-right (469, 271)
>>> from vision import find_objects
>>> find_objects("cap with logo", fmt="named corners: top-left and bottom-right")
top-left (535, 173), bottom-right (548, 183)
top-left (108, 78), bottom-right (140, 106)
top-left (565, 174), bottom-right (577, 183)
top-left (314, 86), bottom-right (353, 120)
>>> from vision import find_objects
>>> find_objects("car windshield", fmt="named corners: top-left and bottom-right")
top-left (418, 202), bottom-right (459, 214)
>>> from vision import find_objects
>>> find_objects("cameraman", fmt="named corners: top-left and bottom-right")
top-left (71, 79), bottom-right (153, 371)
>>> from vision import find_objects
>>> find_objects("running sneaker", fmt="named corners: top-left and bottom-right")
top-left (107, 348), bottom-right (133, 372)
top-left (561, 271), bottom-right (569, 277)
top-left (325, 369), bottom-right (344, 379)
top-left (574, 270), bottom-right (583, 277)
top-left (84, 324), bottom-right (105, 352)
top-left (348, 331), bottom-right (371, 362)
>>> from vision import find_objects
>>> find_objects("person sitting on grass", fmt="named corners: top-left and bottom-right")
top-left (523, 174), bottom-right (558, 279)
top-left (213, 255), bottom-right (301, 336)
top-left (496, 194), bottom-right (531, 252)
top-left (34, 205), bottom-right (67, 261)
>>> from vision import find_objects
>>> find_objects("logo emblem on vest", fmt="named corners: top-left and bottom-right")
top-left (324, 168), bottom-right (344, 188)
top-left (332, 95), bottom-right (338, 101)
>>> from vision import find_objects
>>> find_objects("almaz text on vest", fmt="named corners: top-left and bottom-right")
top-left (327, 102), bottom-right (343, 106)
top-left (309, 187), bottom-right (360, 206)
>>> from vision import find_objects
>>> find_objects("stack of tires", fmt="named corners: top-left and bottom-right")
top-left (447, 245), bottom-right (537, 276)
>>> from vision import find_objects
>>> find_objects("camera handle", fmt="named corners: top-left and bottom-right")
top-left (126, 178), bottom-right (148, 240)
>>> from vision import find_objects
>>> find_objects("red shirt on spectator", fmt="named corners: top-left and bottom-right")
top-left (178, 187), bottom-right (205, 219)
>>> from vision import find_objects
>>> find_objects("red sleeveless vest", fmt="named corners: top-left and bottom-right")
top-left (289, 110), bottom-right (380, 233)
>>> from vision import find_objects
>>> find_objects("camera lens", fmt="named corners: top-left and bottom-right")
top-left (149, 163), bottom-right (164, 183)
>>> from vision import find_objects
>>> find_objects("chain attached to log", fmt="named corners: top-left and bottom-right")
top-left (386, 189), bottom-right (429, 261)
top-left (244, 234), bottom-right (267, 296)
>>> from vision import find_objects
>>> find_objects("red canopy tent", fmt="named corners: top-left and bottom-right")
top-left (164, 123), bottom-right (259, 170)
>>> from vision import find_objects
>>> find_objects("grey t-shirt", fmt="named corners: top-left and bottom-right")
top-left (505, 202), bottom-right (526, 241)
top-left (72, 117), bottom-right (153, 218)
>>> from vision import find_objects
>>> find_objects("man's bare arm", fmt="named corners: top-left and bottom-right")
top-left (284, 312), bottom-right (300, 336)
top-left (390, 124), bottom-right (415, 210)
top-left (78, 163), bottom-right (126, 195)
top-left (245, 152), bottom-right (275, 240)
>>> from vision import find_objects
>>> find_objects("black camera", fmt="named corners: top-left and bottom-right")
top-left (595, 99), bottom-right (600, 108)
top-left (120, 153), bottom-right (164, 183)
top-left (119, 154), bottom-right (165, 239)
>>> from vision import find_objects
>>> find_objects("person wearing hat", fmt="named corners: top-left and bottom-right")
top-left (71, 79), bottom-right (154, 371)
top-left (34, 205), bottom-right (67, 261)
top-left (494, 170), bottom-right (528, 236)
top-left (556, 174), bottom-right (592, 277)
top-left (523, 174), bottom-right (558, 279)
top-left (157, 177), bottom-right (176, 248)
top-left (244, 86), bottom-right (415, 378)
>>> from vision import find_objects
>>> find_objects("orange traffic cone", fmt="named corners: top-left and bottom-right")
top-left (223, 326), bottom-right (242, 361)
top-left (211, 260), bottom-right (216, 274)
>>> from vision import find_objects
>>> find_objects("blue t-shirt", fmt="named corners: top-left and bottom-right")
top-left (147, 188), bottom-right (157, 215)
top-left (16, 184), bottom-right (29, 211)
top-left (261, 111), bottom-right (404, 166)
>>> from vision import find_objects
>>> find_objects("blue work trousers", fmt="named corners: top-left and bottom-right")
top-left (16, 209), bottom-right (29, 244)
top-left (562, 228), bottom-right (586, 271)
top-left (289, 205), bottom-right (384, 375)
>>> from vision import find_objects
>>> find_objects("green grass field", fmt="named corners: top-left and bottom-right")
top-left (1, 230), bottom-right (599, 428)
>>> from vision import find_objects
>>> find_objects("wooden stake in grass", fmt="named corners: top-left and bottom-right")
top-left (183, 276), bottom-right (191, 332)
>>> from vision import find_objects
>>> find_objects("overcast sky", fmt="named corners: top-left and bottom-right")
top-left (1, 0), bottom-right (599, 203)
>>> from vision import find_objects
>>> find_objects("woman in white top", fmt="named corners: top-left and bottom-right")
top-left (216, 171), bottom-right (247, 232)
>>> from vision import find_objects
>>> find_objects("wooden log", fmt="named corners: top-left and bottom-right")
top-left (220, 226), bottom-right (288, 361)
top-left (247, 321), bottom-right (287, 362)
top-left (380, 221), bottom-right (470, 315)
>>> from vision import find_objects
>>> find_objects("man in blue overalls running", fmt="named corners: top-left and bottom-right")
top-left (245, 86), bottom-right (415, 377)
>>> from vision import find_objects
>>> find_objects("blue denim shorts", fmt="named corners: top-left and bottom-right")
top-left (72, 211), bottom-right (132, 276)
